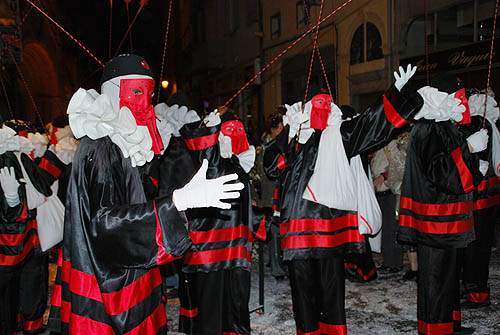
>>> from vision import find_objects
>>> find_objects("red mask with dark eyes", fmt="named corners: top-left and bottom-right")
top-left (221, 120), bottom-right (249, 155)
top-left (119, 78), bottom-right (163, 154)
top-left (454, 88), bottom-right (470, 125)
top-left (310, 94), bottom-right (333, 130)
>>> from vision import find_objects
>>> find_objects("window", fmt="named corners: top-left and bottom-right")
top-left (271, 13), bottom-right (281, 40)
top-left (296, 1), bottom-right (308, 29)
top-left (349, 22), bottom-right (383, 65)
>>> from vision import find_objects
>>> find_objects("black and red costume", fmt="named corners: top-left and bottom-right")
top-left (177, 119), bottom-right (270, 335)
top-left (264, 84), bottom-right (422, 334)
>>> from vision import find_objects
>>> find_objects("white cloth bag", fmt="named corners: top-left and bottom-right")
top-left (303, 124), bottom-right (357, 211)
top-left (350, 155), bottom-right (383, 251)
top-left (36, 189), bottom-right (64, 252)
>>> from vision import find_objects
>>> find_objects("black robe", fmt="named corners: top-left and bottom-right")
top-left (49, 136), bottom-right (191, 335)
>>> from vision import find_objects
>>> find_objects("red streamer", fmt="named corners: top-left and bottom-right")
top-left (156, 0), bottom-right (174, 105)
top-left (483, 0), bottom-right (499, 128)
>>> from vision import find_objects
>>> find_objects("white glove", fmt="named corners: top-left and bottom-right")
top-left (283, 102), bottom-right (309, 138)
top-left (0, 166), bottom-right (21, 207)
top-left (219, 133), bottom-right (233, 158)
top-left (173, 159), bottom-right (244, 211)
top-left (394, 64), bottom-right (417, 91)
top-left (204, 110), bottom-right (221, 127)
top-left (467, 128), bottom-right (489, 153)
top-left (479, 160), bottom-right (489, 176)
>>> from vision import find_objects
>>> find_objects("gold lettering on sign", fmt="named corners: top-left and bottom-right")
top-left (415, 59), bottom-right (438, 71)
top-left (448, 51), bottom-right (495, 68)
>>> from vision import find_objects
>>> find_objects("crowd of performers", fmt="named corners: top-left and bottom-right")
top-left (0, 54), bottom-right (498, 335)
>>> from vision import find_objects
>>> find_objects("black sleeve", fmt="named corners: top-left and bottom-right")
top-left (263, 127), bottom-right (293, 179)
top-left (341, 84), bottom-right (423, 157)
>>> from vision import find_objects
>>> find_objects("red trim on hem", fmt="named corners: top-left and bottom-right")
top-left (184, 246), bottom-right (251, 265)
top-left (68, 313), bottom-right (114, 335)
top-left (474, 194), bottom-right (500, 210)
top-left (16, 202), bottom-right (28, 222)
top-left (319, 322), bottom-right (347, 335)
top-left (189, 225), bottom-right (251, 244)
top-left (400, 197), bottom-right (473, 216)
top-left (467, 292), bottom-right (489, 303)
top-left (0, 232), bottom-right (35, 266)
top-left (451, 147), bottom-right (475, 193)
top-left (124, 303), bottom-right (167, 335)
top-left (50, 284), bottom-right (62, 307)
top-left (184, 133), bottom-right (219, 151)
top-left (39, 157), bottom-right (62, 179)
top-left (180, 307), bottom-right (198, 318)
top-left (280, 215), bottom-right (358, 235)
top-left (296, 329), bottom-right (320, 335)
top-left (383, 95), bottom-right (407, 128)
top-left (223, 332), bottom-right (249, 335)
top-left (418, 320), bottom-right (453, 335)
top-left (399, 215), bottom-right (474, 235)
top-left (453, 310), bottom-right (461, 321)
top-left (281, 230), bottom-right (364, 250)
top-left (477, 176), bottom-right (500, 191)
top-left (23, 317), bottom-right (43, 331)
top-left (154, 201), bottom-right (179, 265)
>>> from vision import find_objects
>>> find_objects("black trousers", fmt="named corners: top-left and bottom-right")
top-left (462, 206), bottom-right (497, 303)
top-left (288, 256), bottom-right (347, 335)
top-left (417, 245), bottom-right (461, 335)
top-left (19, 252), bottom-right (48, 333)
top-left (0, 264), bottom-right (22, 335)
top-left (378, 193), bottom-right (403, 268)
top-left (179, 268), bottom-right (251, 335)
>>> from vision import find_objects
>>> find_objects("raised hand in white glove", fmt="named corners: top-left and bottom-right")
top-left (394, 64), bottom-right (418, 92)
top-left (204, 110), bottom-right (221, 127)
top-left (219, 133), bottom-right (233, 158)
top-left (467, 128), bottom-right (489, 153)
top-left (173, 159), bottom-right (244, 211)
top-left (283, 102), bottom-right (309, 138)
top-left (0, 166), bottom-right (21, 207)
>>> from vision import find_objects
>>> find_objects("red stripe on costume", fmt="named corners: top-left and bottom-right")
top-left (68, 313), bottom-right (114, 335)
top-left (50, 284), bottom-right (62, 307)
top-left (0, 232), bottom-right (35, 266)
top-left (101, 269), bottom-right (163, 316)
top-left (400, 197), bottom-right (473, 216)
top-left (39, 157), bottom-right (62, 179)
top-left (418, 320), bottom-right (453, 335)
top-left (319, 322), bottom-right (347, 335)
top-left (399, 215), bottom-right (473, 234)
top-left (255, 216), bottom-right (267, 241)
top-left (180, 307), bottom-right (198, 318)
top-left (184, 133), bottom-right (219, 151)
top-left (23, 317), bottom-right (43, 331)
top-left (474, 194), bottom-right (500, 210)
top-left (184, 246), bottom-right (251, 265)
top-left (383, 95), bottom-right (407, 128)
top-left (124, 303), bottom-right (167, 335)
top-left (453, 310), bottom-right (461, 321)
top-left (357, 267), bottom-right (377, 281)
top-left (280, 215), bottom-right (358, 235)
top-left (150, 176), bottom-right (159, 189)
top-left (16, 202), bottom-right (28, 222)
top-left (190, 225), bottom-right (251, 244)
top-left (281, 230), bottom-right (364, 250)
top-left (296, 329), bottom-right (320, 335)
top-left (63, 260), bottom-right (103, 302)
top-left (0, 228), bottom-right (29, 246)
top-left (477, 176), bottom-right (500, 191)
top-left (154, 201), bottom-right (180, 265)
top-left (61, 300), bottom-right (70, 323)
top-left (451, 148), bottom-right (475, 193)
top-left (223, 332), bottom-right (249, 335)
top-left (467, 292), bottom-right (489, 303)
top-left (277, 155), bottom-right (288, 170)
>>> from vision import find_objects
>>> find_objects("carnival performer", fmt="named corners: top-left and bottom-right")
top-left (263, 64), bottom-right (422, 334)
top-left (398, 73), bottom-right (487, 335)
top-left (47, 54), bottom-right (243, 335)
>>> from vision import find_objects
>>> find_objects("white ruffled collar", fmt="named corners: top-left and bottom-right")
top-left (67, 88), bottom-right (154, 167)
top-left (468, 93), bottom-right (500, 123)
top-left (0, 126), bottom-right (34, 155)
top-left (415, 86), bottom-right (465, 122)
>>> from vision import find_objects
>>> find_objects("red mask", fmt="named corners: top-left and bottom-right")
top-left (221, 120), bottom-right (249, 155)
top-left (454, 88), bottom-right (471, 125)
top-left (310, 94), bottom-right (333, 130)
top-left (119, 78), bottom-right (163, 154)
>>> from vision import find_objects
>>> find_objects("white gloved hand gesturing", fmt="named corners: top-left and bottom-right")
top-left (467, 128), bottom-right (489, 153)
top-left (0, 166), bottom-right (21, 207)
top-left (204, 110), bottom-right (221, 127)
top-left (283, 102), bottom-right (309, 139)
top-left (394, 64), bottom-right (418, 92)
top-left (173, 159), bottom-right (244, 211)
